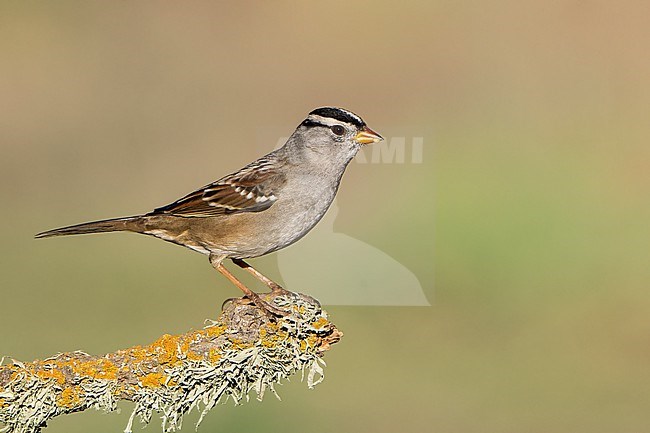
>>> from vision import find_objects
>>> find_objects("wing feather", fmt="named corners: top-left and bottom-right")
top-left (150, 158), bottom-right (285, 217)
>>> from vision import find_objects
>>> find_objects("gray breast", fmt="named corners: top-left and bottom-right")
top-left (260, 174), bottom-right (339, 254)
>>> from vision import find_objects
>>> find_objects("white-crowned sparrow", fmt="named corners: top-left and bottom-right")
top-left (36, 107), bottom-right (383, 315)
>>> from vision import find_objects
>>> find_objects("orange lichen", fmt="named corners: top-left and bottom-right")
top-left (124, 345), bottom-right (148, 362)
top-left (140, 372), bottom-right (166, 389)
top-left (151, 334), bottom-right (180, 365)
top-left (57, 386), bottom-right (82, 408)
top-left (179, 335), bottom-right (192, 354)
top-left (260, 323), bottom-right (289, 348)
top-left (205, 324), bottom-right (226, 338)
top-left (259, 327), bottom-right (271, 346)
top-left (307, 335), bottom-right (319, 349)
top-left (311, 317), bottom-right (329, 330)
top-left (36, 367), bottom-right (66, 385)
top-left (185, 350), bottom-right (204, 362)
top-left (0, 397), bottom-right (6, 408)
top-left (228, 338), bottom-right (252, 351)
top-left (300, 334), bottom-right (321, 352)
top-left (208, 349), bottom-right (221, 364)
top-left (114, 383), bottom-right (129, 397)
top-left (70, 358), bottom-right (118, 380)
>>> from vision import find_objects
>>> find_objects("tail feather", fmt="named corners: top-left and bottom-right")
top-left (35, 216), bottom-right (143, 239)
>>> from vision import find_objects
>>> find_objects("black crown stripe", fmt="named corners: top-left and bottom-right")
top-left (308, 107), bottom-right (365, 128)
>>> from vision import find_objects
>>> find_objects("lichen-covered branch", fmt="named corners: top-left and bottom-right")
top-left (0, 291), bottom-right (342, 433)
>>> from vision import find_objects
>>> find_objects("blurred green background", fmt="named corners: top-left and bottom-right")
top-left (2, 1), bottom-right (649, 432)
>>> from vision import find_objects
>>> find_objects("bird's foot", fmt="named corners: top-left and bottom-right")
top-left (269, 282), bottom-right (290, 295)
top-left (224, 292), bottom-right (288, 319)
top-left (251, 292), bottom-right (289, 318)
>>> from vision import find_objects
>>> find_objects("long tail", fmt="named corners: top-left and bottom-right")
top-left (35, 216), bottom-right (144, 239)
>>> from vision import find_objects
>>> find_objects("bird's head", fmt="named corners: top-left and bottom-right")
top-left (285, 107), bottom-right (383, 166)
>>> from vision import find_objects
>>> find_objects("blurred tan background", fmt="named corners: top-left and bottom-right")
top-left (2, 1), bottom-right (650, 432)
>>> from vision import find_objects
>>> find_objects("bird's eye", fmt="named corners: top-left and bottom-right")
top-left (330, 125), bottom-right (345, 136)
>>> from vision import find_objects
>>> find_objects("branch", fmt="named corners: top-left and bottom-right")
top-left (0, 291), bottom-right (342, 433)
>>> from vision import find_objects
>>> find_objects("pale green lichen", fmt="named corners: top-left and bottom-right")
top-left (0, 292), bottom-right (342, 433)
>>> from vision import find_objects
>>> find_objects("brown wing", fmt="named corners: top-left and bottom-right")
top-left (150, 159), bottom-right (285, 217)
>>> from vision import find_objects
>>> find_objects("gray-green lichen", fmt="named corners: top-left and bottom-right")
top-left (0, 292), bottom-right (342, 433)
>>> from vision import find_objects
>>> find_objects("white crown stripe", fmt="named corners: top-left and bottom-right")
top-left (339, 108), bottom-right (363, 124)
top-left (308, 115), bottom-right (352, 128)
